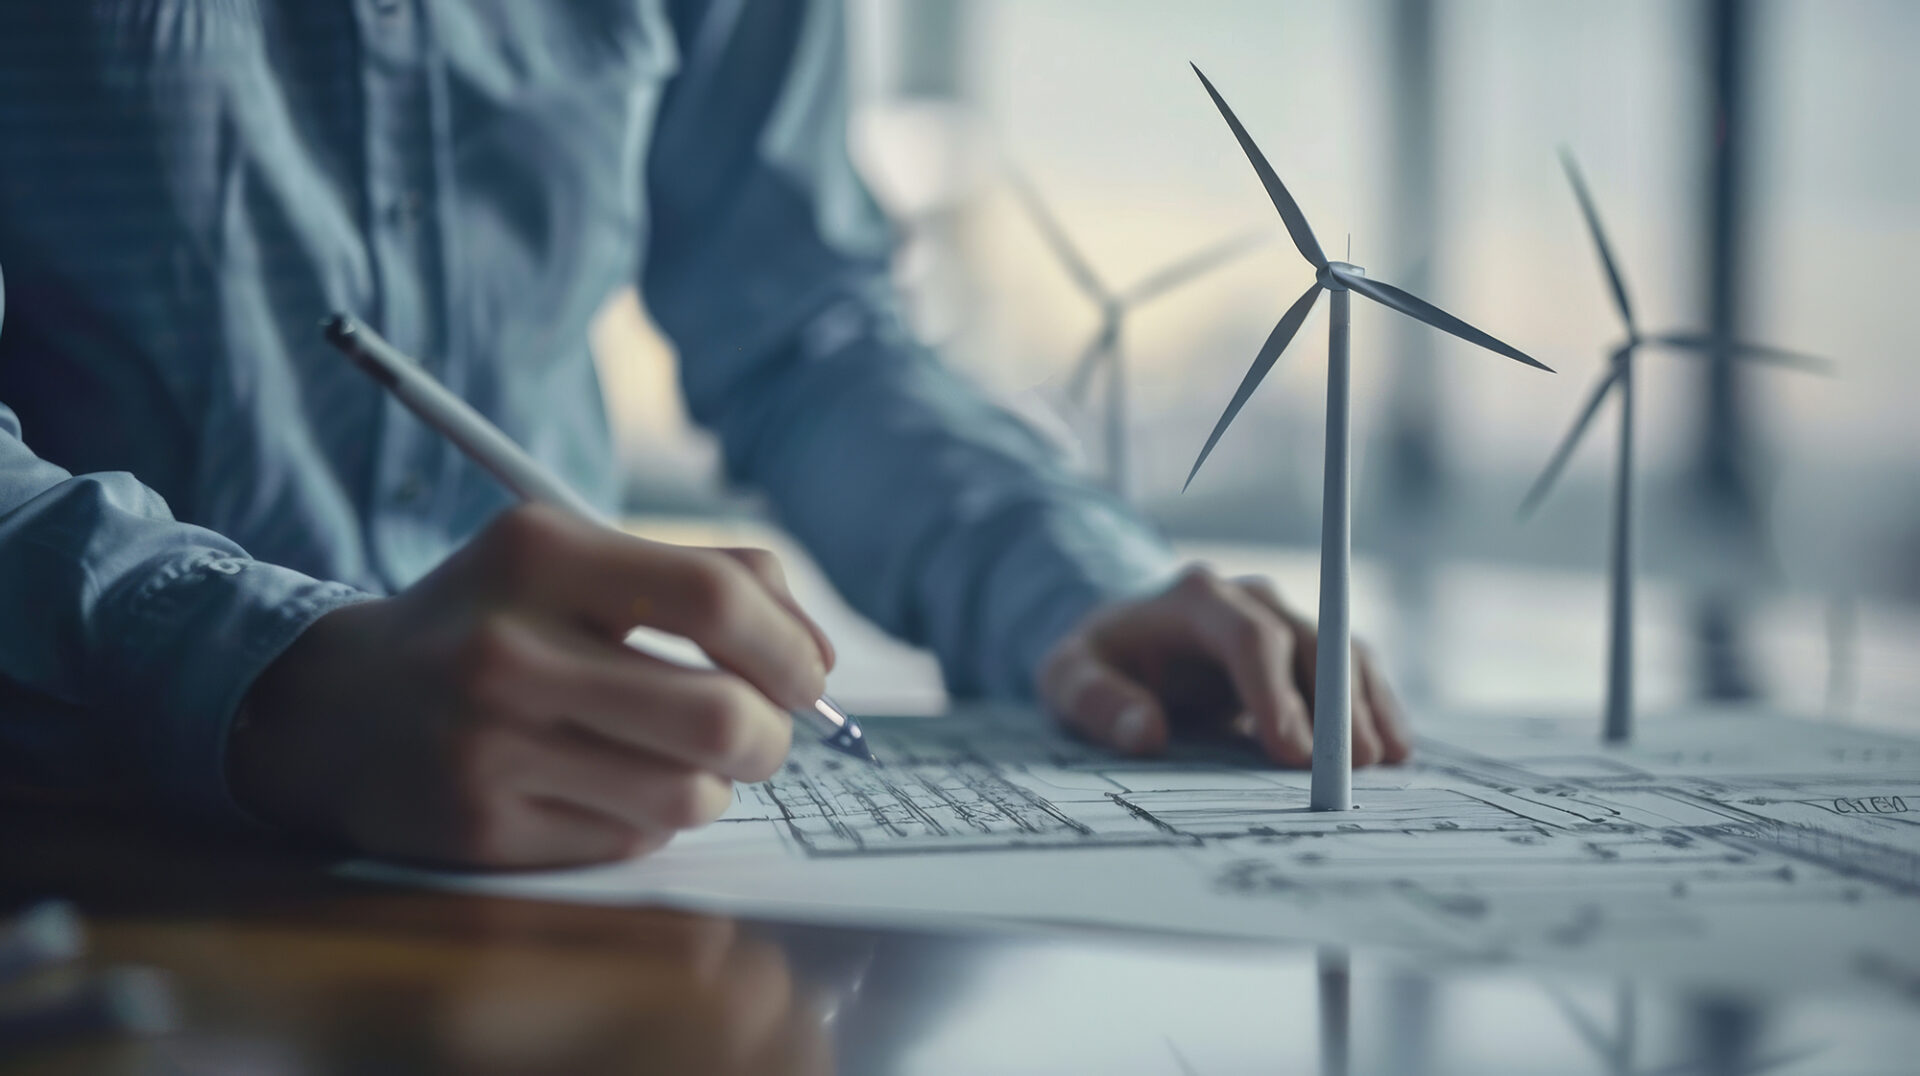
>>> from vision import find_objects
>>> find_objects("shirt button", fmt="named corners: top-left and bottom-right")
top-left (383, 191), bottom-right (424, 229)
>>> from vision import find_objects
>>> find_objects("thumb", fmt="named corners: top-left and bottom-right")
top-left (1038, 635), bottom-right (1166, 756)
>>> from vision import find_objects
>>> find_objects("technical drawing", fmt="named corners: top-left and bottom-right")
top-left (364, 707), bottom-right (1920, 1002)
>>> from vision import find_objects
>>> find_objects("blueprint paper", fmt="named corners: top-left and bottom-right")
top-left (348, 707), bottom-right (1920, 997)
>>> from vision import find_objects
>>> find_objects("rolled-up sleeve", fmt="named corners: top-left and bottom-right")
top-left (0, 395), bottom-right (370, 822)
top-left (642, 0), bottom-right (1177, 697)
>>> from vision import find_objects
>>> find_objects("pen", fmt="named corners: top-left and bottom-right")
top-left (322, 313), bottom-right (875, 764)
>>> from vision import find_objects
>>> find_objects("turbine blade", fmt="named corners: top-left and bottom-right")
top-left (1559, 148), bottom-right (1636, 333)
top-left (1518, 360), bottom-right (1624, 519)
top-left (1121, 229), bottom-right (1271, 307)
top-left (1335, 268), bottom-right (1553, 371)
top-left (1006, 167), bottom-right (1108, 303)
top-left (1184, 282), bottom-right (1323, 491)
top-left (1190, 64), bottom-right (1328, 270)
top-left (1645, 332), bottom-right (1836, 375)
top-left (1063, 332), bottom-right (1111, 405)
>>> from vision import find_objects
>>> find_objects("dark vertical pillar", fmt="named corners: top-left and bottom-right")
top-left (1696, 0), bottom-right (1760, 701)
top-left (1385, 0), bottom-right (1441, 510)
top-left (1703, 0), bottom-right (1750, 504)
top-left (1381, 0), bottom-right (1443, 702)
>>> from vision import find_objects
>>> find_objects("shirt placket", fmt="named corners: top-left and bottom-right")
top-left (356, 0), bottom-right (448, 586)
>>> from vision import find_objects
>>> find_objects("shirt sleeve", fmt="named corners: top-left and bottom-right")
top-left (641, 0), bottom-right (1178, 698)
top-left (0, 379), bottom-right (370, 823)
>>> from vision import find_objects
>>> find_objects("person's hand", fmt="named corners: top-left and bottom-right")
top-left (229, 504), bottom-right (835, 868)
top-left (1038, 566), bottom-right (1409, 767)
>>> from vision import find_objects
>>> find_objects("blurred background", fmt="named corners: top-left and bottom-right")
top-left (595, 1), bottom-right (1920, 727)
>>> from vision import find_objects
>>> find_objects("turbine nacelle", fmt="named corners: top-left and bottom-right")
top-left (1318, 262), bottom-right (1366, 290)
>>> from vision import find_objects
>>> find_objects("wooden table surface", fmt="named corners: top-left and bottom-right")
top-left (2, 803), bottom-right (862, 1075)
top-left (9, 799), bottom-right (1920, 1076)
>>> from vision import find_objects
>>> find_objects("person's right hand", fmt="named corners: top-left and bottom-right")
top-left (228, 505), bottom-right (834, 868)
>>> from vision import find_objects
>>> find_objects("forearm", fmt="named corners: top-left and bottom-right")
top-left (0, 403), bottom-right (369, 821)
top-left (641, 0), bottom-right (1174, 693)
top-left (698, 310), bottom-right (1177, 696)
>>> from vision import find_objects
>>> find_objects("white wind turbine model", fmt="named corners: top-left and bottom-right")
top-left (1183, 65), bottom-right (1553, 810)
top-left (1007, 167), bottom-right (1268, 499)
top-left (1519, 150), bottom-right (1832, 744)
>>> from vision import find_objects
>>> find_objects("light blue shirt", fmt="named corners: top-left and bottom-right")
top-left (0, 2), bottom-right (1174, 824)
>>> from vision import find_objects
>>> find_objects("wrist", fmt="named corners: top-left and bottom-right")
top-left (225, 599), bottom-right (383, 837)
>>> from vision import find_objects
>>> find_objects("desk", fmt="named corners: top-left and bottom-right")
top-left (6, 803), bottom-right (1920, 1075)
top-left (6, 521), bottom-right (1920, 1073)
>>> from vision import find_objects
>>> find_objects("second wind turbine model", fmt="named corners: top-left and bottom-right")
top-left (1183, 65), bottom-right (1553, 811)
top-left (1008, 168), bottom-right (1267, 499)
top-left (1519, 150), bottom-right (1832, 745)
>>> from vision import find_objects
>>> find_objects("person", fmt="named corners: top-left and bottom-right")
top-left (0, 2), bottom-right (1406, 868)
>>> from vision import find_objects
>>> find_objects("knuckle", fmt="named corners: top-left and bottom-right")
top-left (455, 615), bottom-right (532, 708)
top-left (485, 505), bottom-right (568, 581)
top-left (729, 546), bottom-right (782, 583)
top-left (1225, 609), bottom-right (1272, 655)
top-left (1175, 564), bottom-right (1222, 598)
top-left (1242, 576), bottom-right (1287, 608)
top-left (678, 554), bottom-right (750, 635)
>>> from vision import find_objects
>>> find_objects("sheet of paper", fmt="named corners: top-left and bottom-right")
top-left (347, 706), bottom-right (1920, 999)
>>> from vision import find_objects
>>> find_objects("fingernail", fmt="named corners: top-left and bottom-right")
top-left (1112, 704), bottom-right (1152, 752)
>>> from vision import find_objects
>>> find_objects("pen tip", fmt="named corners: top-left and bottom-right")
top-left (825, 726), bottom-right (878, 764)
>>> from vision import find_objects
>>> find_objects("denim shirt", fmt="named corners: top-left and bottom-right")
top-left (0, 1), bottom-right (1174, 822)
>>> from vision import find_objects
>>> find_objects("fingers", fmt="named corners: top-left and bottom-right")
top-left (1350, 659), bottom-right (1383, 767)
top-left (717, 547), bottom-right (837, 673)
top-left (1231, 576), bottom-right (1409, 767)
top-left (512, 727), bottom-right (736, 835)
top-left (1359, 643), bottom-right (1413, 762)
top-left (475, 507), bottom-right (826, 710)
top-left (1039, 635), bottom-right (1168, 755)
top-left (558, 649), bottom-right (795, 783)
top-left (446, 726), bottom-right (737, 869)
top-left (449, 615), bottom-right (794, 783)
top-left (1169, 569), bottom-right (1313, 766)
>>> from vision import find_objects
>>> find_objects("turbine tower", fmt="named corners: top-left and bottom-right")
top-left (1183, 65), bottom-right (1552, 810)
top-left (1008, 167), bottom-right (1267, 499)
top-left (1519, 150), bottom-right (1831, 744)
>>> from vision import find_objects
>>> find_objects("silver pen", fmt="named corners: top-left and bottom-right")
top-left (322, 313), bottom-right (875, 764)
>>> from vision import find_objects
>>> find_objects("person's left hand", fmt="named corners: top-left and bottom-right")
top-left (1038, 566), bottom-right (1411, 767)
